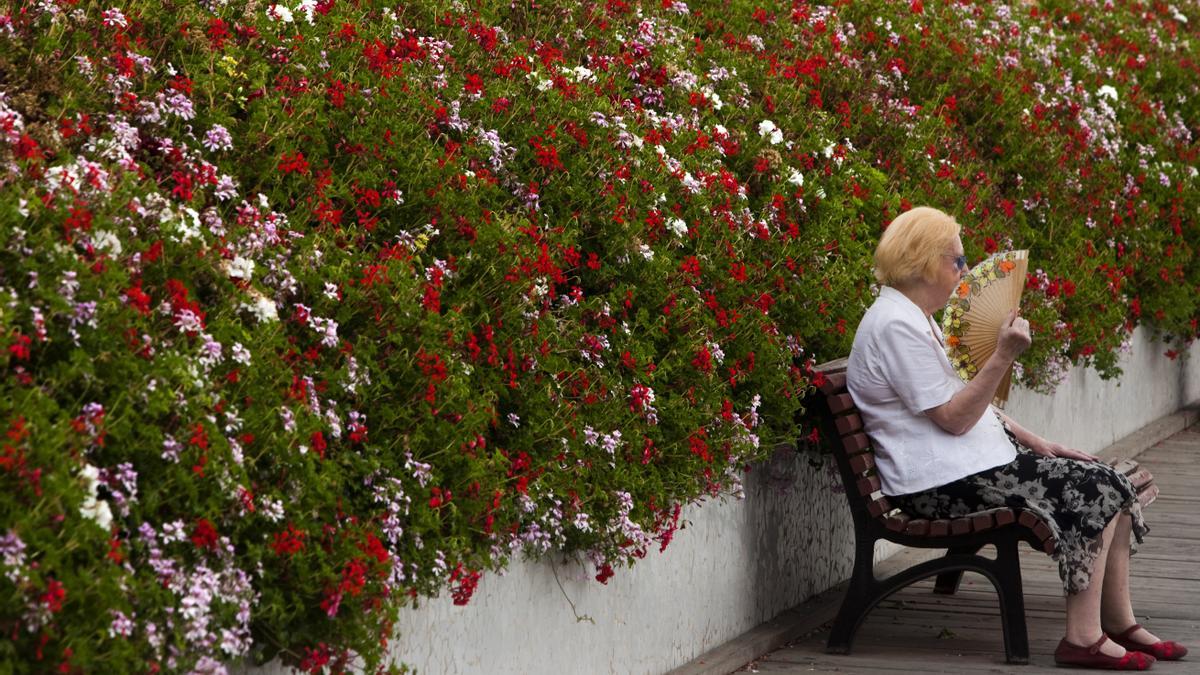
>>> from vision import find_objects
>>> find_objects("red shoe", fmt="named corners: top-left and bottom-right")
top-left (1055, 634), bottom-right (1156, 670)
top-left (1108, 624), bottom-right (1188, 661)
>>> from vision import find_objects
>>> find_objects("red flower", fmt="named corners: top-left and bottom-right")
top-left (448, 563), bottom-right (481, 605)
top-left (429, 486), bottom-right (451, 508)
top-left (299, 644), bottom-right (332, 673)
top-left (190, 518), bottom-right (219, 551)
top-left (123, 281), bottom-right (153, 315)
top-left (40, 579), bottom-right (66, 613)
top-left (688, 429), bottom-right (711, 462)
top-left (277, 151), bottom-right (310, 176)
top-left (348, 421), bottom-right (368, 444)
top-left (421, 284), bottom-right (441, 313)
top-left (360, 533), bottom-right (389, 564)
top-left (14, 134), bottom-right (41, 161)
top-left (7, 334), bottom-right (31, 361)
top-left (310, 430), bottom-right (327, 459)
top-left (529, 136), bottom-right (564, 171)
top-left (206, 18), bottom-right (229, 49)
top-left (594, 563), bottom-right (614, 584)
top-left (107, 535), bottom-right (125, 564)
top-left (692, 345), bottom-right (713, 373)
top-left (340, 558), bottom-right (368, 596)
top-left (679, 256), bottom-right (702, 280)
top-left (273, 524), bottom-right (307, 556)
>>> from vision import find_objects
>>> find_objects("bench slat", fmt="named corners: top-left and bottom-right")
top-left (866, 497), bottom-right (891, 518)
top-left (971, 511), bottom-right (994, 532)
top-left (1016, 511), bottom-right (1040, 530)
top-left (1111, 458), bottom-right (1138, 477)
top-left (819, 372), bottom-right (847, 395)
top-left (856, 475), bottom-right (881, 497)
top-left (842, 432), bottom-right (871, 455)
top-left (885, 511), bottom-right (911, 533)
top-left (847, 453), bottom-right (874, 475)
top-left (827, 392), bottom-right (855, 415)
top-left (1125, 468), bottom-right (1154, 491)
top-left (929, 519), bottom-right (951, 537)
top-left (835, 413), bottom-right (863, 436)
top-left (904, 519), bottom-right (930, 536)
top-left (1137, 484), bottom-right (1159, 509)
top-left (949, 517), bottom-right (972, 536)
top-left (994, 508), bottom-right (1017, 527)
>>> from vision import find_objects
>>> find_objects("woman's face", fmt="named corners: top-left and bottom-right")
top-left (935, 235), bottom-right (968, 300)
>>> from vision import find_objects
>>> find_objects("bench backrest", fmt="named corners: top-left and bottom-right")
top-left (814, 367), bottom-right (897, 523)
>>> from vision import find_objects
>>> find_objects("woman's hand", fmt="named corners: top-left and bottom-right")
top-left (1030, 439), bottom-right (1100, 462)
top-left (995, 309), bottom-right (1032, 361)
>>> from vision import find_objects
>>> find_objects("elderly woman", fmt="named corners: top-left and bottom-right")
top-left (845, 207), bottom-right (1186, 670)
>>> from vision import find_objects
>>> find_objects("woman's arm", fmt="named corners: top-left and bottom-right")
top-left (996, 411), bottom-right (1101, 462)
top-left (925, 310), bottom-right (1030, 435)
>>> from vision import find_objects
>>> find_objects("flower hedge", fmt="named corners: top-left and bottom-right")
top-left (0, 0), bottom-right (1196, 672)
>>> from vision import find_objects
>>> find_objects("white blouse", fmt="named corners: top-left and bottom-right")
top-left (846, 286), bottom-right (1016, 495)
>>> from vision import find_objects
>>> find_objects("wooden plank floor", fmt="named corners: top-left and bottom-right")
top-left (736, 428), bottom-right (1200, 674)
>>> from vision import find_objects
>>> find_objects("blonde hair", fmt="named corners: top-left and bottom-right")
top-left (873, 207), bottom-right (961, 286)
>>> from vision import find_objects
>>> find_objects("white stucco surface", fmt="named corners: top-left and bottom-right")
top-left (1004, 327), bottom-right (1200, 454)
top-left (246, 328), bottom-right (1199, 675)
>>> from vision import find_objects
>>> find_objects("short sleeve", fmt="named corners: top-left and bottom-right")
top-left (873, 319), bottom-right (959, 415)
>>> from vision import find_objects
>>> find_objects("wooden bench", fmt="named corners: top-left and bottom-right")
top-left (809, 360), bottom-right (1159, 664)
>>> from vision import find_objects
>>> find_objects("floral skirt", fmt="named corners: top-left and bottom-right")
top-left (890, 431), bottom-right (1149, 594)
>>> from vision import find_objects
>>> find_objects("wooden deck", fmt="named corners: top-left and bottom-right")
top-left (736, 427), bottom-right (1200, 674)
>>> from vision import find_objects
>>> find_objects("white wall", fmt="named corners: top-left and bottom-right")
top-left (1005, 327), bottom-right (1199, 454)
top-left (244, 328), bottom-right (1199, 675)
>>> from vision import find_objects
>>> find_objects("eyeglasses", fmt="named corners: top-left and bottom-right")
top-left (943, 254), bottom-right (968, 271)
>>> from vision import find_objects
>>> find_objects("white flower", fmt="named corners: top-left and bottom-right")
top-left (1097, 85), bottom-right (1119, 102)
top-left (230, 342), bottom-right (251, 365)
top-left (267, 4), bottom-right (294, 22)
top-left (81, 498), bottom-right (113, 530)
top-left (91, 230), bottom-right (123, 255)
top-left (242, 290), bottom-right (278, 323)
top-left (668, 218), bottom-right (688, 237)
top-left (297, 0), bottom-right (318, 23)
top-left (79, 464), bottom-right (113, 530)
top-left (638, 244), bottom-right (654, 260)
top-left (787, 168), bottom-right (805, 186)
top-left (225, 256), bottom-right (255, 280)
top-left (758, 119), bottom-right (783, 145)
top-left (101, 8), bottom-right (128, 28)
top-left (175, 207), bottom-right (202, 242)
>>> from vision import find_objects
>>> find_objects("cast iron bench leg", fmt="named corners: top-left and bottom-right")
top-left (933, 543), bottom-right (984, 594)
top-left (826, 537), bottom-right (877, 654)
top-left (995, 533), bottom-right (1030, 664)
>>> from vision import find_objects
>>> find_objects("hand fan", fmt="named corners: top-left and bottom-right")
top-left (941, 250), bottom-right (1029, 408)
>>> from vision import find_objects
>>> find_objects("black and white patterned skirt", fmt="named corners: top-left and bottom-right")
top-left (890, 425), bottom-right (1149, 594)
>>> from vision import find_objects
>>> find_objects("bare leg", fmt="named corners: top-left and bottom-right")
top-left (1064, 515), bottom-right (1127, 657)
top-left (1101, 513), bottom-right (1161, 644)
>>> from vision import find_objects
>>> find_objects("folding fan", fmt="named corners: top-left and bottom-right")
top-left (941, 250), bottom-right (1029, 408)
